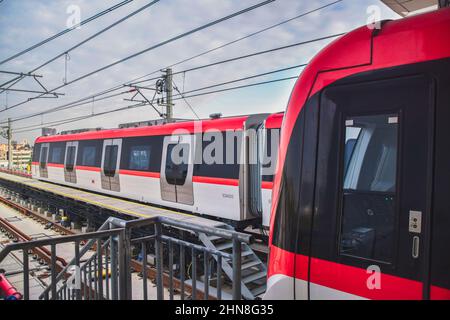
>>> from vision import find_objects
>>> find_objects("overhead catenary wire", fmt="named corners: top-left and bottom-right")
top-left (0, 0), bottom-right (136, 66)
top-left (172, 75), bottom-right (298, 101)
top-left (130, 33), bottom-right (343, 86)
top-left (170, 63), bottom-right (306, 98)
top-left (172, 80), bottom-right (200, 120)
top-left (14, 63), bottom-right (304, 131)
top-left (4, 32), bottom-right (342, 125)
top-left (13, 75), bottom-right (297, 134)
top-left (126, 0), bottom-right (345, 85)
top-left (0, 0), bottom-right (161, 93)
top-left (2, 0), bottom-right (343, 125)
top-left (2, 0), bottom-right (275, 112)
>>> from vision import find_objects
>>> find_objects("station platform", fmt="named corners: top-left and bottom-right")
top-left (0, 172), bottom-right (222, 228)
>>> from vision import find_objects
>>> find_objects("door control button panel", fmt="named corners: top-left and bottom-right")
top-left (409, 210), bottom-right (422, 234)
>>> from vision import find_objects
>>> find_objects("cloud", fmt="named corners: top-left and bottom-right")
top-left (0, 0), bottom-right (399, 143)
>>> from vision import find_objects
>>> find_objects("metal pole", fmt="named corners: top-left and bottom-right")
top-left (165, 68), bottom-right (173, 121)
top-left (50, 244), bottom-right (57, 300)
top-left (232, 237), bottom-right (242, 300)
top-left (110, 232), bottom-right (118, 300)
top-left (118, 230), bottom-right (126, 300)
top-left (7, 118), bottom-right (12, 170)
top-left (123, 228), bottom-right (132, 300)
top-left (155, 222), bottom-right (164, 300)
top-left (23, 250), bottom-right (29, 300)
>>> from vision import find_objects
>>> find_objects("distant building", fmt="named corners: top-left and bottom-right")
top-left (0, 140), bottom-right (32, 169)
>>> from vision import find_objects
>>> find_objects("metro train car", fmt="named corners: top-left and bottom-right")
top-left (31, 113), bottom-right (282, 229)
top-left (265, 7), bottom-right (450, 299)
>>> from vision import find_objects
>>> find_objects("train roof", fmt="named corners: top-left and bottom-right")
top-left (282, 7), bottom-right (450, 147)
top-left (35, 112), bottom-right (284, 143)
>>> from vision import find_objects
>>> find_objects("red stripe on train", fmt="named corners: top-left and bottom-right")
top-left (118, 169), bottom-right (160, 178)
top-left (261, 181), bottom-right (273, 190)
top-left (268, 245), bottom-right (450, 300)
top-left (192, 176), bottom-right (239, 186)
top-left (76, 166), bottom-right (101, 172)
top-left (47, 163), bottom-right (64, 168)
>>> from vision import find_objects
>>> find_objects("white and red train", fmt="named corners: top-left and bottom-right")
top-left (265, 7), bottom-right (450, 299)
top-left (32, 113), bottom-right (282, 229)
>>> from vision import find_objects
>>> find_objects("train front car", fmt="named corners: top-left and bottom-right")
top-left (266, 8), bottom-right (450, 300)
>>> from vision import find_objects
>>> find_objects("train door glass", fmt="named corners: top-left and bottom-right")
top-left (160, 135), bottom-right (194, 205)
top-left (165, 143), bottom-right (189, 185)
top-left (308, 75), bottom-right (434, 299)
top-left (64, 142), bottom-right (78, 183)
top-left (39, 143), bottom-right (49, 178)
top-left (101, 139), bottom-right (122, 192)
top-left (340, 114), bottom-right (398, 263)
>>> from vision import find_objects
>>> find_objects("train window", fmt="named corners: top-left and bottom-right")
top-left (49, 143), bottom-right (65, 164)
top-left (165, 143), bottom-right (189, 186)
top-left (81, 146), bottom-right (97, 166)
top-left (129, 145), bottom-right (151, 171)
top-left (339, 114), bottom-right (398, 263)
top-left (194, 132), bottom-right (240, 179)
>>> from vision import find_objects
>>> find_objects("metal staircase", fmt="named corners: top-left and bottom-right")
top-left (198, 224), bottom-right (267, 300)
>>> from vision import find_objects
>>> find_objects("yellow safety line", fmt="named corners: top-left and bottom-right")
top-left (0, 173), bottom-right (195, 220)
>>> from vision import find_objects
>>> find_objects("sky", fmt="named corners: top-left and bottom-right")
top-left (0, 0), bottom-right (399, 144)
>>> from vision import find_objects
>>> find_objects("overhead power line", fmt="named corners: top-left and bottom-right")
top-left (0, 0), bottom-right (161, 93)
top-left (4, 31), bottom-right (342, 126)
top-left (13, 74), bottom-right (298, 134)
top-left (0, 0), bottom-right (136, 65)
top-left (3, 0), bottom-right (343, 125)
top-left (172, 80), bottom-right (200, 120)
top-left (129, 0), bottom-right (344, 86)
top-left (14, 63), bottom-right (304, 129)
top-left (170, 63), bottom-right (306, 98)
top-left (130, 31), bottom-right (345, 87)
top-left (2, 0), bottom-right (275, 112)
top-left (172, 76), bottom-right (298, 101)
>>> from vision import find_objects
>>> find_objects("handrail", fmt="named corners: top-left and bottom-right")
top-left (38, 219), bottom-right (123, 299)
top-left (157, 216), bottom-right (252, 243)
top-left (0, 228), bottom-right (123, 263)
top-left (0, 214), bottom-right (255, 300)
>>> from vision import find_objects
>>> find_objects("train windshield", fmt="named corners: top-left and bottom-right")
top-left (340, 114), bottom-right (399, 263)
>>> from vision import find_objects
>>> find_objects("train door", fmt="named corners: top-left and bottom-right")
top-left (64, 141), bottom-right (78, 183)
top-left (239, 114), bottom-right (269, 221)
top-left (101, 139), bottom-right (122, 192)
top-left (307, 75), bottom-right (434, 299)
top-left (160, 134), bottom-right (194, 205)
top-left (39, 143), bottom-right (49, 178)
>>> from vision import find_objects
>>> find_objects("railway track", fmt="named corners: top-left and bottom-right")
top-left (0, 203), bottom-right (67, 273)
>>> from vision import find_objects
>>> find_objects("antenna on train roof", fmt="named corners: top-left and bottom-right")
top-left (209, 113), bottom-right (222, 119)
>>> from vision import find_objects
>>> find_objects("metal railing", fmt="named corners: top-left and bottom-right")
top-left (0, 216), bottom-right (252, 300)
